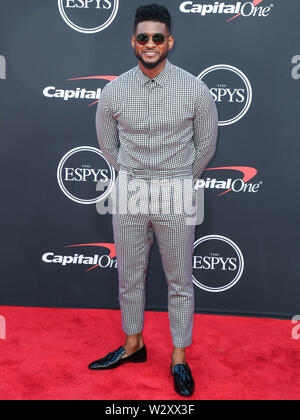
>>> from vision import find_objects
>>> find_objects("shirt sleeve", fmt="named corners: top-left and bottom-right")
top-left (95, 86), bottom-right (120, 172)
top-left (192, 82), bottom-right (218, 179)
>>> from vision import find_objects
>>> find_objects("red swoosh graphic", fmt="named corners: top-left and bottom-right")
top-left (226, 0), bottom-right (264, 22)
top-left (203, 166), bottom-right (257, 196)
top-left (64, 242), bottom-right (116, 272)
top-left (67, 75), bottom-right (118, 107)
top-left (88, 100), bottom-right (102, 107)
top-left (67, 76), bottom-right (117, 82)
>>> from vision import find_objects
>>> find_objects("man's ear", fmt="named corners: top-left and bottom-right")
top-left (168, 35), bottom-right (175, 51)
top-left (131, 35), bottom-right (136, 49)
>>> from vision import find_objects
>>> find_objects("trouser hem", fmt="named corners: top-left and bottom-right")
top-left (172, 341), bottom-right (192, 349)
top-left (122, 327), bottom-right (144, 336)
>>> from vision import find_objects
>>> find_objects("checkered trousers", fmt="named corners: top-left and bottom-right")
top-left (112, 168), bottom-right (196, 348)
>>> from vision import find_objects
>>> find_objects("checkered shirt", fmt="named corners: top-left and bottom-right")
top-left (95, 58), bottom-right (218, 179)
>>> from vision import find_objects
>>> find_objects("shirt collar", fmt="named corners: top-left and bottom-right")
top-left (135, 58), bottom-right (172, 87)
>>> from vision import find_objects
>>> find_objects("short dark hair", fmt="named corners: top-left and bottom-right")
top-left (134, 4), bottom-right (171, 34)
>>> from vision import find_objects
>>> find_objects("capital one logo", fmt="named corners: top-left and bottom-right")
top-left (43, 75), bottom-right (117, 105)
top-left (198, 65), bottom-right (252, 126)
top-left (42, 242), bottom-right (117, 271)
top-left (57, 146), bottom-right (116, 204)
top-left (58, 0), bottom-right (119, 33)
top-left (0, 55), bottom-right (6, 80)
top-left (197, 166), bottom-right (262, 196)
top-left (192, 235), bottom-right (244, 292)
top-left (179, 1), bottom-right (274, 22)
top-left (291, 56), bottom-right (300, 80)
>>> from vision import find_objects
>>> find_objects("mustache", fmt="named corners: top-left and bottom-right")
top-left (134, 48), bottom-right (169, 69)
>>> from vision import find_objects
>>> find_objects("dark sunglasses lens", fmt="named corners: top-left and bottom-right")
top-left (153, 33), bottom-right (165, 44)
top-left (136, 34), bottom-right (149, 44)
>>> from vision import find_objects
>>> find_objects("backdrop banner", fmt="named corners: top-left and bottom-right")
top-left (0, 0), bottom-right (299, 318)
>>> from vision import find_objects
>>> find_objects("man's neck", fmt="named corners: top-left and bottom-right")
top-left (138, 59), bottom-right (167, 79)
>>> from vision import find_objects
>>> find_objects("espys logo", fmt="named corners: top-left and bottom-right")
top-left (42, 242), bottom-right (117, 271)
top-left (179, 1), bottom-right (274, 22)
top-left (43, 75), bottom-right (117, 105)
top-left (0, 55), bottom-right (6, 80)
top-left (198, 64), bottom-right (252, 126)
top-left (57, 146), bottom-right (115, 204)
top-left (197, 166), bottom-right (262, 196)
top-left (291, 56), bottom-right (300, 80)
top-left (192, 235), bottom-right (244, 292)
top-left (58, 0), bottom-right (119, 33)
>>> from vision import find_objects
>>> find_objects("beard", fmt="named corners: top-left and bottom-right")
top-left (134, 48), bottom-right (169, 69)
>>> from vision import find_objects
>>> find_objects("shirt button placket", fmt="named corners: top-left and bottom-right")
top-left (148, 81), bottom-right (155, 168)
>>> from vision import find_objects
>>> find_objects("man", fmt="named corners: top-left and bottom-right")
top-left (90, 4), bottom-right (218, 397)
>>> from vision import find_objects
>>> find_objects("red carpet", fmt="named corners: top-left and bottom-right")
top-left (0, 306), bottom-right (299, 400)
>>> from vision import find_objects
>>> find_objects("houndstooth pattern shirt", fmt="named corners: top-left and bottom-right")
top-left (95, 58), bottom-right (218, 179)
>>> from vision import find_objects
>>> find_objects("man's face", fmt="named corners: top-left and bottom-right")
top-left (131, 21), bottom-right (174, 69)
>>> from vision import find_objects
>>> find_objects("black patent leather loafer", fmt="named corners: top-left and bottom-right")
top-left (89, 345), bottom-right (147, 370)
top-left (171, 363), bottom-right (195, 397)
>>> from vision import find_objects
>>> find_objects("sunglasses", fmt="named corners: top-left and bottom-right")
top-left (135, 33), bottom-right (170, 45)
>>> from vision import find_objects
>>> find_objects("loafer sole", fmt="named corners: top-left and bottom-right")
top-left (89, 348), bottom-right (147, 370)
top-left (89, 357), bottom-right (147, 370)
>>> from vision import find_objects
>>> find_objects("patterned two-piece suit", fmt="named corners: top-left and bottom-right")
top-left (96, 59), bottom-right (218, 347)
